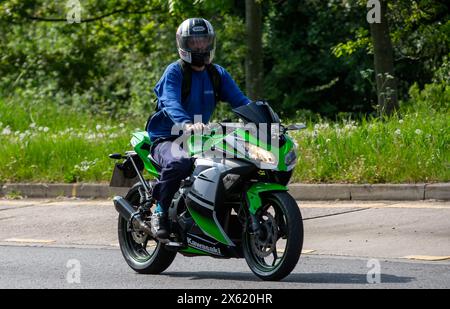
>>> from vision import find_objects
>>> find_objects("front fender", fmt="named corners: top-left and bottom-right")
top-left (246, 183), bottom-right (288, 215)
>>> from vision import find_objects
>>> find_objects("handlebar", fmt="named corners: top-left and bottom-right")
top-left (183, 122), bottom-right (307, 137)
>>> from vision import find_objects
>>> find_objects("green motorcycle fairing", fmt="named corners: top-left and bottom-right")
top-left (130, 131), bottom-right (159, 178)
top-left (129, 129), bottom-right (293, 251)
top-left (246, 183), bottom-right (289, 215)
top-left (186, 128), bottom-right (297, 172)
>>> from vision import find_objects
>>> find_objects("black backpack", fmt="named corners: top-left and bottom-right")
top-left (145, 60), bottom-right (222, 131)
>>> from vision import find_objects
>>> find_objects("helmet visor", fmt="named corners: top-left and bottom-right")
top-left (178, 34), bottom-right (215, 53)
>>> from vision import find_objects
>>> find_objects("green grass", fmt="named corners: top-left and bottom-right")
top-left (291, 113), bottom-right (449, 183)
top-left (0, 98), bottom-right (142, 183)
top-left (0, 97), bottom-right (449, 184)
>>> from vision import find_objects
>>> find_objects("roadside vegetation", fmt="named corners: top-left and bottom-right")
top-left (0, 1), bottom-right (448, 184)
top-left (1, 82), bottom-right (448, 184)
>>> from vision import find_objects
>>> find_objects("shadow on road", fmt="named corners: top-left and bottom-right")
top-left (285, 273), bottom-right (415, 284)
top-left (163, 271), bottom-right (415, 285)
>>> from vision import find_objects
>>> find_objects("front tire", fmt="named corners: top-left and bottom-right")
top-left (243, 192), bottom-right (303, 281)
top-left (118, 183), bottom-right (176, 274)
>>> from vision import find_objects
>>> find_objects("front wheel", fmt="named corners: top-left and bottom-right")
top-left (243, 192), bottom-right (303, 281)
top-left (118, 183), bottom-right (176, 274)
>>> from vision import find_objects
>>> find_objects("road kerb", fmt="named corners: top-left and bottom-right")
top-left (1, 183), bottom-right (448, 200)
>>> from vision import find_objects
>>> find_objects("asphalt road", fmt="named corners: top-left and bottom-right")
top-left (0, 198), bottom-right (449, 289)
top-left (0, 245), bottom-right (449, 289)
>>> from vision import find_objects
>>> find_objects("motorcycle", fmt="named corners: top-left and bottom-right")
top-left (109, 101), bottom-right (306, 281)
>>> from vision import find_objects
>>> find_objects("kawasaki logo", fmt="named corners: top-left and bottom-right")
top-left (187, 237), bottom-right (222, 255)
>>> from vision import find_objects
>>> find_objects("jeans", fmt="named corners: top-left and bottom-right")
top-left (150, 140), bottom-right (195, 213)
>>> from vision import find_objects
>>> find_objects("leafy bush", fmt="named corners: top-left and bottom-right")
top-left (402, 58), bottom-right (450, 113)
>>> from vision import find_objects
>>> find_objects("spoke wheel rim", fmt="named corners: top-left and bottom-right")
top-left (246, 198), bottom-right (289, 272)
top-left (121, 198), bottom-right (159, 264)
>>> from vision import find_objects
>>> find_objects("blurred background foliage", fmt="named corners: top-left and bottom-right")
top-left (0, 0), bottom-right (448, 122)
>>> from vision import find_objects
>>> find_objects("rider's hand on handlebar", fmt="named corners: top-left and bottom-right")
top-left (184, 122), bottom-right (206, 134)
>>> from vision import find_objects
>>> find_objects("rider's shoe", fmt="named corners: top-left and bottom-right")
top-left (151, 212), bottom-right (170, 239)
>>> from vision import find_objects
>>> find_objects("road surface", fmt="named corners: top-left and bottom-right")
top-left (0, 198), bottom-right (449, 289)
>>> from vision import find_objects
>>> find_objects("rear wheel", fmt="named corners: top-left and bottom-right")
top-left (243, 192), bottom-right (303, 281)
top-left (118, 184), bottom-right (176, 274)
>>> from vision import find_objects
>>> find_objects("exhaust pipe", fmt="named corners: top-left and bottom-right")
top-left (113, 196), bottom-right (153, 236)
top-left (113, 196), bottom-right (137, 222)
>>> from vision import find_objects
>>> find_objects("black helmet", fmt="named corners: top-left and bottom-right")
top-left (176, 18), bottom-right (216, 67)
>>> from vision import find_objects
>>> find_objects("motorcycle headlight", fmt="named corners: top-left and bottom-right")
top-left (247, 143), bottom-right (277, 164)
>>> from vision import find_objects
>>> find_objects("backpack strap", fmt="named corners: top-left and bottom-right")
top-left (206, 63), bottom-right (222, 104)
top-left (147, 96), bottom-right (159, 131)
top-left (178, 59), bottom-right (192, 103)
top-left (151, 60), bottom-right (191, 115)
top-left (179, 60), bottom-right (222, 104)
top-left (151, 60), bottom-right (221, 124)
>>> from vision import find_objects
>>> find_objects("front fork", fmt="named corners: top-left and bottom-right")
top-left (244, 183), bottom-right (289, 234)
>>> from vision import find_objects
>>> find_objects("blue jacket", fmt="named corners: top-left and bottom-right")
top-left (147, 61), bottom-right (250, 141)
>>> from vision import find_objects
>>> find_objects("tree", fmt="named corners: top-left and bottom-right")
top-left (368, 0), bottom-right (398, 115)
top-left (245, 0), bottom-right (263, 100)
top-left (0, 0), bottom-right (245, 117)
top-left (264, 0), bottom-right (375, 118)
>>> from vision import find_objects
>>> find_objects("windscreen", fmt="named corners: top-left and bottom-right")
top-left (232, 101), bottom-right (280, 124)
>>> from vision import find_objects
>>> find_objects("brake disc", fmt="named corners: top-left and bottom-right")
top-left (127, 220), bottom-right (148, 244)
top-left (251, 212), bottom-right (278, 258)
top-left (131, 231), bottom-right (148, 244)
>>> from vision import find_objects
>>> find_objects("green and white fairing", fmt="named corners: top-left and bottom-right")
top-left (113, 102), bottom-right (305, 281)
top-left (129, 101), bottom-right (301, 251)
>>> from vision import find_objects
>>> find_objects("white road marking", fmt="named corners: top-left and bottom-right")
top-left (403, 255), bottom-right (450, 261)
top-left (3, 238), bottom-right (56, 244)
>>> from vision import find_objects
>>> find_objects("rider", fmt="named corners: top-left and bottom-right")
top-left (146, 18), bottom-right (250, 239)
